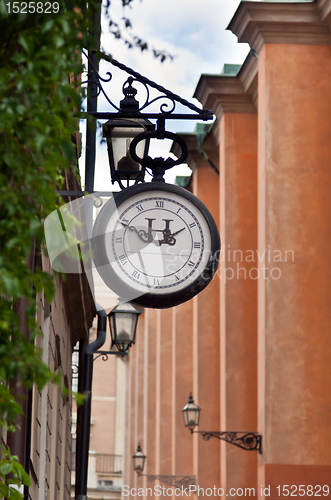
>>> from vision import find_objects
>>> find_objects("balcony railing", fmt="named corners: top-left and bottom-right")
top-left (71, 451), bottom-right (123, 475)
top-left (95, 454), bottom-right (123, 475)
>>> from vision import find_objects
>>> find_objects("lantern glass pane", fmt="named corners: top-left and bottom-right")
top-left (108, 303), bottom-right (141, 351)
top-left (114, 312), bottom-right (135, 342)
top-left (184, 408), bottom-right (200, 428)
top-left (111, 126), bottom-right (146, 178)
top-left (133, 454), bottom-right (145, 472)
top-left (182, 398), bottom-right (200, 430)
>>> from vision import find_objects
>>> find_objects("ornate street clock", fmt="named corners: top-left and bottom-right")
top-left (86, 51), bottom-right (220, 309)
top-left (92, 182), bottom-right (220, 309)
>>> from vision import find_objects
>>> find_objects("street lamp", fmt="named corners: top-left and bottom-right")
top-left (75, 304), bottom-right (141, 500)
top-left (108, 301), bottom-right (141, 353)
top-left (181, 392), bottom-right (201, 431)
top-left (132, 443), bottom-right (146, 473)
top-left (182, 393), bottom-right (262, 453)
top-left (78, 49), bottom-right (213, 194)
top-left (103, 77), bottom-right (155, 190)
top-left (132, 443), bottom-right (195, 489)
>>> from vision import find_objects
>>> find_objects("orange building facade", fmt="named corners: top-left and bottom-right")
top-left (123, 0), bottom-right (331, 499)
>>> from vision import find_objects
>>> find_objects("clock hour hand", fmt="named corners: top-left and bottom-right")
top-left (121, 222), bottom-right (185, 246)
top-left (170, 227), bottom-right (185, 237)
top-left (159, 227), bottom-right (186, 246)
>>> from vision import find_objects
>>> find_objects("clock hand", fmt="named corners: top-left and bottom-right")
top-left (170, 227), bottom-right (185, 237)
top-left (121, 222), bottom-right (151, 243)
top-left (121, 221), bottom-right (163, 245)
top-left (158, 227), bottom-right (186, 246)
top-left (120, 223), bottom-right (185, 247)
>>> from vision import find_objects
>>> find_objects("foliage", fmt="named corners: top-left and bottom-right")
top-left (103, 0), bottom-right (173, 61)
top-left (0, 0), bottom-right (171, 495)
top-left (0, 1), bottom-right (97, 496)
top-left (0, 446), bottom-right (31, 499)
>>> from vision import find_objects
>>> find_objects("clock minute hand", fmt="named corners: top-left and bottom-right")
top-left (121, 222), bottom-right (151, 243)
top-left (121, 222), bottom-right (167, 245)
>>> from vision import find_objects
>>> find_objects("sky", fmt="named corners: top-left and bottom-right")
top-left (80, 0), bottom-right (252, 190)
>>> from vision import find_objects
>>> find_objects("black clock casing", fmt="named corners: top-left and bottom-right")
top-left (92, 182), bottom-right (220, 309)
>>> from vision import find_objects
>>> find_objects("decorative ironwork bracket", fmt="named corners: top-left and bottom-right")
top-left (93, 350), bottom-right (127, 361)
top-left (193, 431), bottom-right (262, 454)
top-left (137, 473), bottom-right (196, 489)
top-left (80, 49), bottom-right (214, 122)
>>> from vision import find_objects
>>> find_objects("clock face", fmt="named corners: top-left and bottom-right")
top-left (92, 182), bottom-right (220, 309)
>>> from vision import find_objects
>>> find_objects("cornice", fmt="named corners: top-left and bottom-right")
top-left (171, 132), bottom-right (219, 172)
top-left (172, 134), bottom-right (202, 165)
top-left (316, 0), bottom-right (331, 24)
top-left (238, 53), bottom-right (258, 104)
top-left (227, 1), bottom-right (331, 54)
top-left (193, 53), bottom-right (257, 122)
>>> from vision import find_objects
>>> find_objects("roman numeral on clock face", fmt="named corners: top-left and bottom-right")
top-left (118, 254), bottom-right (127, 265)
top-left (155, 201), bottom-right (164, 208)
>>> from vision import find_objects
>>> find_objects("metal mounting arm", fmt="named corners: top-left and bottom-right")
top-left (192, 430), bottom-right (262, 453)
top-left (136, 473), bottom-right (196, 489)
top-left (79, 49), bottom-right (214, 122)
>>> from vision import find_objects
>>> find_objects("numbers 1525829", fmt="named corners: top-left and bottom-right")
top-left (6, 2), bottom-right (60, 14)
top-left (276, 485), bottom-right (329, 496)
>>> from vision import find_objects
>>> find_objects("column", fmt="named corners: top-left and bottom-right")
top-left (173, 301), bottom-right (194, 477)
top-left (192, 156), bottom-right (221, 492)
top-left (156, 309), bottom-right (173, 476)
top-left (229, 1), bottom-right (331, 496)
top-left (195, 58), bottom-right (258, 495)
top-left (145, 309), bottom-right (158, 482)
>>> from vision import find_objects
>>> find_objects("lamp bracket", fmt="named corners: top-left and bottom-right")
top-left (93, 350), bottom-right (127, 361)
top-left (193, 431), bottom-right (262, 453)
top-left (80, 49), bottom-right (214, 122)
top-left (137, 474), bottom-right (196, 489)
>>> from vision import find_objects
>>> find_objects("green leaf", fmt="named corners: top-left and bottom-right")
top-left (0, 463), bottom-right (13, 475)
top-left (21, 468), bottom-right (31, 487)
top-left (8, 486), bottom-right (23, 500)
top-left (29, 219), bottom-right (41, 233)
top-left (17, 34), bottom-right (31, 55)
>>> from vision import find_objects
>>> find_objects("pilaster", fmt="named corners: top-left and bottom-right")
top-left (257, 40), bottom-right (331, 497)
top-left (226, 1), bottom-right (331, 497)
top-left (182, 61), bottom-right (258, 495)
top-left (194, 54), bottom-right (257, 147)
top-left (192, 161), bottom-right (220, 492)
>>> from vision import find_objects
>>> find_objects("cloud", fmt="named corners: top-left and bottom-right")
top-left (80, 0), bottom-right (250, 191)
top-left (100, 0), bottom-right (249, 101)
